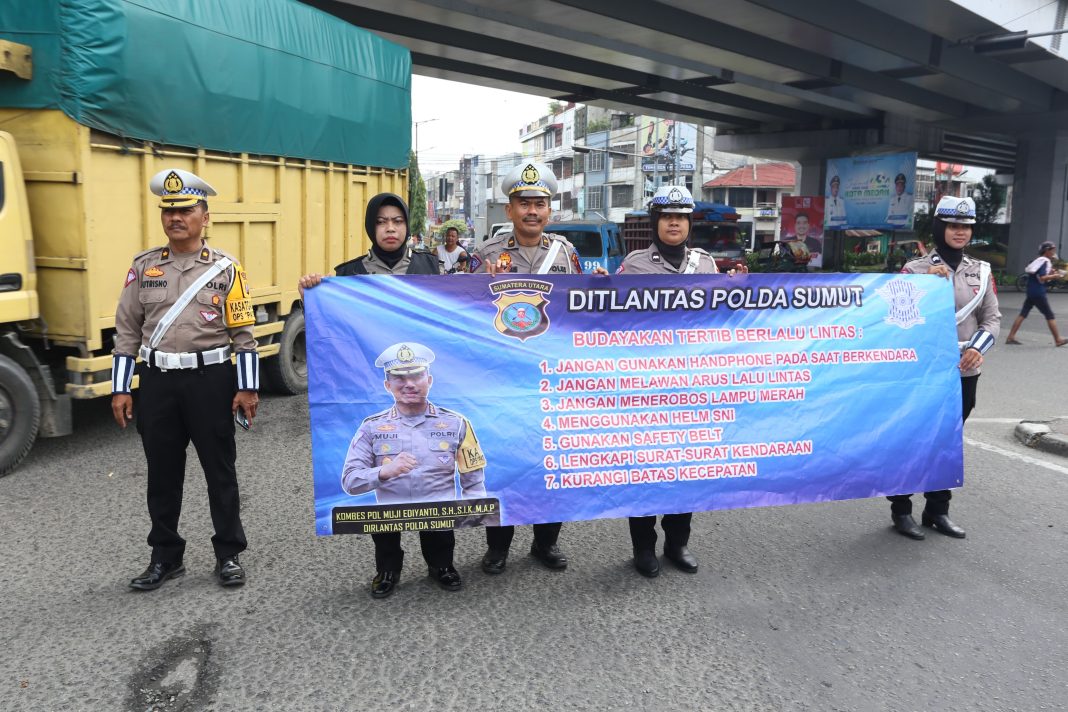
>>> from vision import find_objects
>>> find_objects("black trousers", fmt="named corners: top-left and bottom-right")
top-left (137, 362), bottom-right (246, 563)
top-left (485, 522), bottom-right (562, 551)
top-left (888, 374), bottom-right (978, 516)
top-left (371, 531), bottom-right (454, 571)
top-left (629, 513), bottom-right (692, 551)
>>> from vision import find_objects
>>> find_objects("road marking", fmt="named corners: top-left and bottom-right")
top-left (964, 436), bottom-right (1068, 475)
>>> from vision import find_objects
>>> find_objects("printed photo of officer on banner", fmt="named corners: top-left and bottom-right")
top-left (331, 341), bottom-right (501, 536)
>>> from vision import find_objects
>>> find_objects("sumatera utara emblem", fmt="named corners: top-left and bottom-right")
top-left (490, 279), bottom-right (553, 342)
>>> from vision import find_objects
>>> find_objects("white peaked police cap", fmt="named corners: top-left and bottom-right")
top-left (150, 168), bottom-right (217, 209)
top-left (934, 196), bottom-right (976, 224)
top-left (375, 342), bottom-right (435, 375)
top-left (649, 185), bottom-right (694, 213)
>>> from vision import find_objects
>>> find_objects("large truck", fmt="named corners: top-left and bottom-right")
top-left (622, 201), bottom-right (749, 272)
top-left (0, 0), bottom-right (412, 474)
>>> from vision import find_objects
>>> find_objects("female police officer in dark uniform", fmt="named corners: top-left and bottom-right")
top-left (890, 196), bottom-right (1000, 540)
top-left (299, 193), bottom-right (458, 599)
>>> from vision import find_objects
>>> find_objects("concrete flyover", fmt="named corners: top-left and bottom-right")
top-left (301, 0), bottom-right (1068, 270)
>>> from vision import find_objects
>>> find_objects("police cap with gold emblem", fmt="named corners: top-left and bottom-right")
top-left (501, 161), bottom-right (557, 198)
top-left (150, 168), bottom-right (218, 209)
top-left (934, 195), bottom-right (976, 224)
top-left (375, 342), bottom-right (435, 375)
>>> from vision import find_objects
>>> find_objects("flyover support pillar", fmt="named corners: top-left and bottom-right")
top-left (798, 159), bottom-right (826, 197)
top-left (1008, 130), bottom-right (1068, 273)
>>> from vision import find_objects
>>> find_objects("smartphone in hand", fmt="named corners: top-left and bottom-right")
top-left (235, 407), bottom-right (250, 431)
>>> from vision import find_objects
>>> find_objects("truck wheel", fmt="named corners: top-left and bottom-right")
top-left (0, 354), bottom-right (40, 476)
top-left (264, 309), bottom-right (308, 395)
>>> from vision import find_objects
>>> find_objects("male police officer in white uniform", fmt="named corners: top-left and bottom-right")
top-left (826, 175), bottom-right (846, 227)
top-left (885, 173), bottom-right (912, 227)
top-left (113, 168), bottom-right (259, 590)
top-left (470, 162), bottom-right (583, 574)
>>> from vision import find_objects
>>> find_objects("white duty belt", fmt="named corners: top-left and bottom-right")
top-left (147, 257), bottom-right (233, 349)
top-left (682, 250), bottom-right (702, 274)
top-left (955, 261), bottom-right (990, 325)
top-left (139, 345), bottom-right (231, 370)
top-left (537, 240), bottom-right (565, 274)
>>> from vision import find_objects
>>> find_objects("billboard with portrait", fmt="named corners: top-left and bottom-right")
top-left (781, 196), bottom-right (826, 268)
top-left (825, 153), bottom-right (917, 230)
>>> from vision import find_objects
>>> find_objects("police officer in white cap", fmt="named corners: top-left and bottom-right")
top-left (340, 342), bottom-right (486, 598)
top-left (885, 173), bottom-right (912, 226)
top-left (890, 196), bottom-right (1000, 540)
top-left (113, 168), bottom-right (259, 590)
top-left (618, 185), bottom-right (718, 276)
top-left (618, 185), bottom-right (742, 577)
top-left (469, 162), bottom-right (584, 276)
top-left (470, 161), bottom-right (586, 574)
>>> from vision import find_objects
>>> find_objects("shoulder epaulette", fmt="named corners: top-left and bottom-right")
top-left (133, 245), bottom-right (166, 261)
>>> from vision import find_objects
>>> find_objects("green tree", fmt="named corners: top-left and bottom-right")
top-left (973, 174), bottom-right (1006, 232)
top-left (431, 218), bottom-right (469, 246)
top-left (407, 150), bottom-right (427, 237)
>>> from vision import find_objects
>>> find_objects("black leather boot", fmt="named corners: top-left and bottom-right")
top-left (633, 548), bottom-right (660, 578)
top-left (891, 514), bottom-right (925, 540)
top-left (922, 511), bottom-right (966, 538)
top-left (664, 546), bottom-right (698, 573)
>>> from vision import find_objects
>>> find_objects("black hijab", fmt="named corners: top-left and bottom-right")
top-left (366, 193), bottom-right (411, 268)
top-left (932, 219), bottom-right (963, 271)
top-left (651, 212), bottom-right (691, 269)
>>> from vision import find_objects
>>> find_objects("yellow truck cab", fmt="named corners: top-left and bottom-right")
top-left (0, 0), bottom-right (413, 474)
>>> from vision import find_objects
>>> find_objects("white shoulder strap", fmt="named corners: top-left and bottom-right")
top-left (682, 250), bottom-right (702, 274)
top-left (148, 257), bottom-right (233, 348)
top-left (538, 239), bottom-right (565, 274)
top-left (955, 261), bottom-right (990, 325)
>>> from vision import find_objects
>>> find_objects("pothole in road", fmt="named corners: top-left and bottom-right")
top-left (126, 624), bottom-right (219, 711)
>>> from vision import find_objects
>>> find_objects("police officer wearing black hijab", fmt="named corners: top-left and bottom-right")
top-left (299, 193), bottom-right (458, 599)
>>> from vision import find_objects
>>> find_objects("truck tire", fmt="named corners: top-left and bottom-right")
top-left (0, 354), bottom-right (40, 477)
top-left (263, 309), bottom-right (308, 395)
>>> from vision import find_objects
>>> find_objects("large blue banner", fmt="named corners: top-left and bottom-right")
top-left (306, 273), bottom-right (963, 536)
top-left (825, 152), bottom-right (917, 230)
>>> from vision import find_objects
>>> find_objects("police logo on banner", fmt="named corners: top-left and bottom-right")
top-left (490, 279), bottom-right (553, 341)
top-left (876, 279), bottom-right (926, 329)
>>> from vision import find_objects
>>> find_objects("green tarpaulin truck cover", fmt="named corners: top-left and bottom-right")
top-left (0, 0), bottom-right (411, 167)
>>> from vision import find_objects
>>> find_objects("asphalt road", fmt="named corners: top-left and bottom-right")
top-left (2, 291), bottom-right (1066, 712)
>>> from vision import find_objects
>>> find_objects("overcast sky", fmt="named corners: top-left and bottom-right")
top-left (410, 74), bottom-right (554, 175)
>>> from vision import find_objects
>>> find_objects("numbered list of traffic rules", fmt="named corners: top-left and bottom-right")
top-left (306, 273), bottom-right (964, 532)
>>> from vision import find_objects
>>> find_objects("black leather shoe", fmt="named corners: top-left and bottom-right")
top-left (428, 566), bottom-right (462, 592)
top-left (481, 549), bottom-right (509, 575)
top-left (665, 546), bottom-right (699, 573)
top-left (633, 548), bottom-right (660, 578)
top-left (892, 514), bottom-right (925, 540)
top-left (371, 570), bottom-right (400, 599)
top-left (530, 541), bottom-right (568, 570)
top-left (216, 555), bottom-right (246, 587)
top-left (129, 561), bottom-right (185, 590)
top-left (922, 512), bottom-right (966, 539)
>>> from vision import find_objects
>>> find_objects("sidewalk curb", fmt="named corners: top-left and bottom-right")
top-left (1014, 421), bottom-right (1068, 457)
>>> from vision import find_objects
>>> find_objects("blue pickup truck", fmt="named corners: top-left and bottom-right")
top-left (546, 220), bottom-right (625, 273)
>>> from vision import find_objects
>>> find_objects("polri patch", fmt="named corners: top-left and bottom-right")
top-left (200, 310), bottom-right (219, 322)
top-left (124, 268), bottom-right (136, 287)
